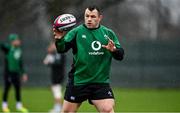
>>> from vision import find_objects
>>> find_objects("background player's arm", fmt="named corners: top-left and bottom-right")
top-left (19, 57), bottom-right (28, 82)
top-left (43, 54), bottom-right (55, 65)
top-left (0, 43), bottom-right (10, 53)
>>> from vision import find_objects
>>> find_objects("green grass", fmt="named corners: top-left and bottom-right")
top-left (0, 87), bottom-right (180, 112)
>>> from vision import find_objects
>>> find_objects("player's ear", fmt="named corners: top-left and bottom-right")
top-left (99, 14), bottom-right (103, 21)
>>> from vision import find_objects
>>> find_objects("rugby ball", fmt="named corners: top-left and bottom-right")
top-left (53, 14), bottom-right (76, 31)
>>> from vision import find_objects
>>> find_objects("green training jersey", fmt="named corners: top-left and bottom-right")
top-left (0, 43), bottom-right (24, 74)
top-left (56, 24), bottom-right (122, 86)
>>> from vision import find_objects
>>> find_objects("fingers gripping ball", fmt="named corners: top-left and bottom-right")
top-left (53, 14), bottom-right (76, 31)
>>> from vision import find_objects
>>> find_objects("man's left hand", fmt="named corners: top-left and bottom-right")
top-left (102, 39), bottom-right (116, 52)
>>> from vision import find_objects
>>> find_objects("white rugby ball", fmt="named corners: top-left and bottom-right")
top-left (53, 14), bottom-right (76, 31)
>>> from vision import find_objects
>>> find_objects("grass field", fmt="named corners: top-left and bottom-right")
top-left (0, 87), bottom-right (180, 112)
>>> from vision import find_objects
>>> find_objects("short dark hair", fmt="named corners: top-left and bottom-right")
top-left (87, 5), bottom-right (101, 15)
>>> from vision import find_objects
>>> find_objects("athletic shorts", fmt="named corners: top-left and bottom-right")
top-left (64, 83), bottom-right (114, 104)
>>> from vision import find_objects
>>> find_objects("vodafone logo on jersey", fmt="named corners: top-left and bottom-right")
top-left (91, 41), bottom-right (101, 51)
top-left (89, 41), bottom-right (104, 55)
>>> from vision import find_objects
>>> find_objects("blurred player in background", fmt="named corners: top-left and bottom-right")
top-left (43, 42), bottom-right (66, 113)
top-left (0, 33), bottom-right (28, 113)
top-left (53, 5), bottom-right (124, 113)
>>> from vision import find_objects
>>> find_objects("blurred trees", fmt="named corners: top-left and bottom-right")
top-left (1, 0), bottom-right (180, 40)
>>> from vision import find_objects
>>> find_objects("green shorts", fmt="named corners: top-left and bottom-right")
top-left (64, 83), bottom-right (114, 104)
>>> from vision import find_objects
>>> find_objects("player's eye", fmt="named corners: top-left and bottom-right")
top-left (85, 15), bottom-right (89, 18)
top-left (91, 15), bottom-right (96, 18)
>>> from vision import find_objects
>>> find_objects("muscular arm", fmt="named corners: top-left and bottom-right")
top-left (55, 38), bottom-right (72, 53)
top-left (55, 28), bottom-right (78, 54)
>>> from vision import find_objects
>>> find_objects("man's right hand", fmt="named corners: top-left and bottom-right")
top-left (53, 28), bottom-right (67, 39)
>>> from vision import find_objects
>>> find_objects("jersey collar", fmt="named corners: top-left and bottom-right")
top-left (83, 24), bottom-right (101, 30)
